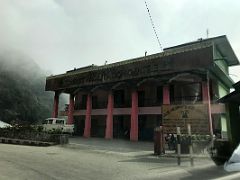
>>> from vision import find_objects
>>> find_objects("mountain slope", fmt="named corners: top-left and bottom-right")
top-left (0, 51), bottom-right (55, 124)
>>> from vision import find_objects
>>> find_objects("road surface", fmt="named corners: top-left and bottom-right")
top-left (0, 138), bottom-right (239, 180)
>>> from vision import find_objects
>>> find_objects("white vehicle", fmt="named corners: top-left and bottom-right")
top-left (43, 118), bottom-right (74, 134)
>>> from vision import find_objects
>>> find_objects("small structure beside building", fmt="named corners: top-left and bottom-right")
top-left (45, 35), bottom-right (239, 141)
top-left (209, 81), bottom-right (240, 165)
top-left (219, 81), bottom-right (240, 147)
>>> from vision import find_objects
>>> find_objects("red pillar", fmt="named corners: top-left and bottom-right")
top-left (163, 85), bottom-right (170, 105)
top-left (52, 91), bottom-right (59, 118)
top-left (202, 81), bottom-right (213, 136)
top-left (105, 91), bottom-right (114, 139)
top-left (84, 94), bottom-right (92, 138)
top-left (67, 94), bottom-right (74, 124)
top-left (130, 90), bottom-right (138, 141)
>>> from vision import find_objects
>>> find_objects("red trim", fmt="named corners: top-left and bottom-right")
top-left (67, 94), bottom-right (74, 124)
top-left (105, 92), bottom-right (114, 139)
top-left (202, 81), bottom-right (213, 136)
top-left (83, 94), bottom-right (92, 138)
top-left (130, 90), bottom-right (138, 141)
top-left (72, 104), bottom-right (225, 116)
top-left (163, 85), bottom-right (170, 105)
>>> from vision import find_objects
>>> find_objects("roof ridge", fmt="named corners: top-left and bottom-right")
top-left (163, 35), bottom-right (226, 51)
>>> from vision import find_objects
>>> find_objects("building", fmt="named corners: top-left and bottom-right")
top-left (219, 81), bottom-right (240, 147)
top-left (45, 35), bottom-right (239, 141)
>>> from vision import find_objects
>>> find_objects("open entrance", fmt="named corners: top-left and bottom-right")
top-left (113, 115), bottom-right (130, 139)
top-left (74, 116), bottom-right (85, 136)
top-left (138, 115), bottom-right (161, 141)
top-left (114, 90), bottom-right (125, 108)
top-left (91, 115), bottom-right (106, 138)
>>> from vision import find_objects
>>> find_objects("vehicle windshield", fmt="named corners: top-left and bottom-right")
top-left (56, 120), bottom-right (64, 124)
top-left (43, 119), bottom-right (53, 124)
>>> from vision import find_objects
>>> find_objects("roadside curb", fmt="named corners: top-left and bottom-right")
top-left (0, 137), bottom-right (55, 146)
top-left (161, 153), bottom-right (210, 159)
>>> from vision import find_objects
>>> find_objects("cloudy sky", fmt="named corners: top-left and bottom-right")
top-left (1, 0), bottom-right (240, 81)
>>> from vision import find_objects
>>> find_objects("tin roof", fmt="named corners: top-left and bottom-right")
top-left (164, 35), bottom-right (239, 66)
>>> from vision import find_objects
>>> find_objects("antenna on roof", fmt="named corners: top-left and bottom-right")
top-left (206, 29), bottom-right (209, 38)
top-left (144, 1), bottom-right (163, 52)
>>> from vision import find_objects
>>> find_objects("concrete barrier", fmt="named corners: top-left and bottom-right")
top-left (0, 134), bottom-right (69, 146)
top-left (0, 137), bottom-right (55, 146)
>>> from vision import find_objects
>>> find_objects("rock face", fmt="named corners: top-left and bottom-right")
top-left (0, 51), bottom-right (54, 124)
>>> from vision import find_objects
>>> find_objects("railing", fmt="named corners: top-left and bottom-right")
top-left (61, 102), bottom-right (225, 116)
top-left (73, 96), bottom-right (202, 110)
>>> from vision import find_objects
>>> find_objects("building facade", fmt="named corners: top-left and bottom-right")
top-left (45, 35), bottom-right (239, 141)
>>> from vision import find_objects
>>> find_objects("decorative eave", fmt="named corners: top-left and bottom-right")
top-left (46, 42), bottom-right (213, 80)
top-left (46, 35), bottom-right (239, 92)
top-left (46, 45), bottom-right (214, 91)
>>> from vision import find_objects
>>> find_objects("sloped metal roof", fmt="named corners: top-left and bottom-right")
top-left (164, 35), bottom-right (239, 66)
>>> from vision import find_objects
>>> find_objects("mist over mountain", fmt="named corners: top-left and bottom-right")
top-left (0, 51), bottom-right (57, 124)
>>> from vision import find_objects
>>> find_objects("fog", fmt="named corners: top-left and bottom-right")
top-left (0, 50), bottom-right (44, 78)
top-left (0, 0), bottom-right (240, 81)
top-left (0, 49), bottom-right (70, 123)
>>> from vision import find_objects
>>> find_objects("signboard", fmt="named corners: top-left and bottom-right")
top-left (162, 104), bottom-right (208, 120)
top-left (162, 104), bottom-right (209, 134)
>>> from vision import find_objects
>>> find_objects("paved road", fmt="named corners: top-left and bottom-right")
top-left (0, 138), bottom-right (239, 180)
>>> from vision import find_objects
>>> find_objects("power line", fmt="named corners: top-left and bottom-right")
top-left (144, 0), bottom-right (163, 51)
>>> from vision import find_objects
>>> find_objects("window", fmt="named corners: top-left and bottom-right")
top-left (56, 120), bottom-right (64, 124)
top-left (221, 115), bottom-right (228, 139)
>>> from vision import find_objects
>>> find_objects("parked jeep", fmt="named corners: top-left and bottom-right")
top-left (43, 118), bottom-right (74, 134)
